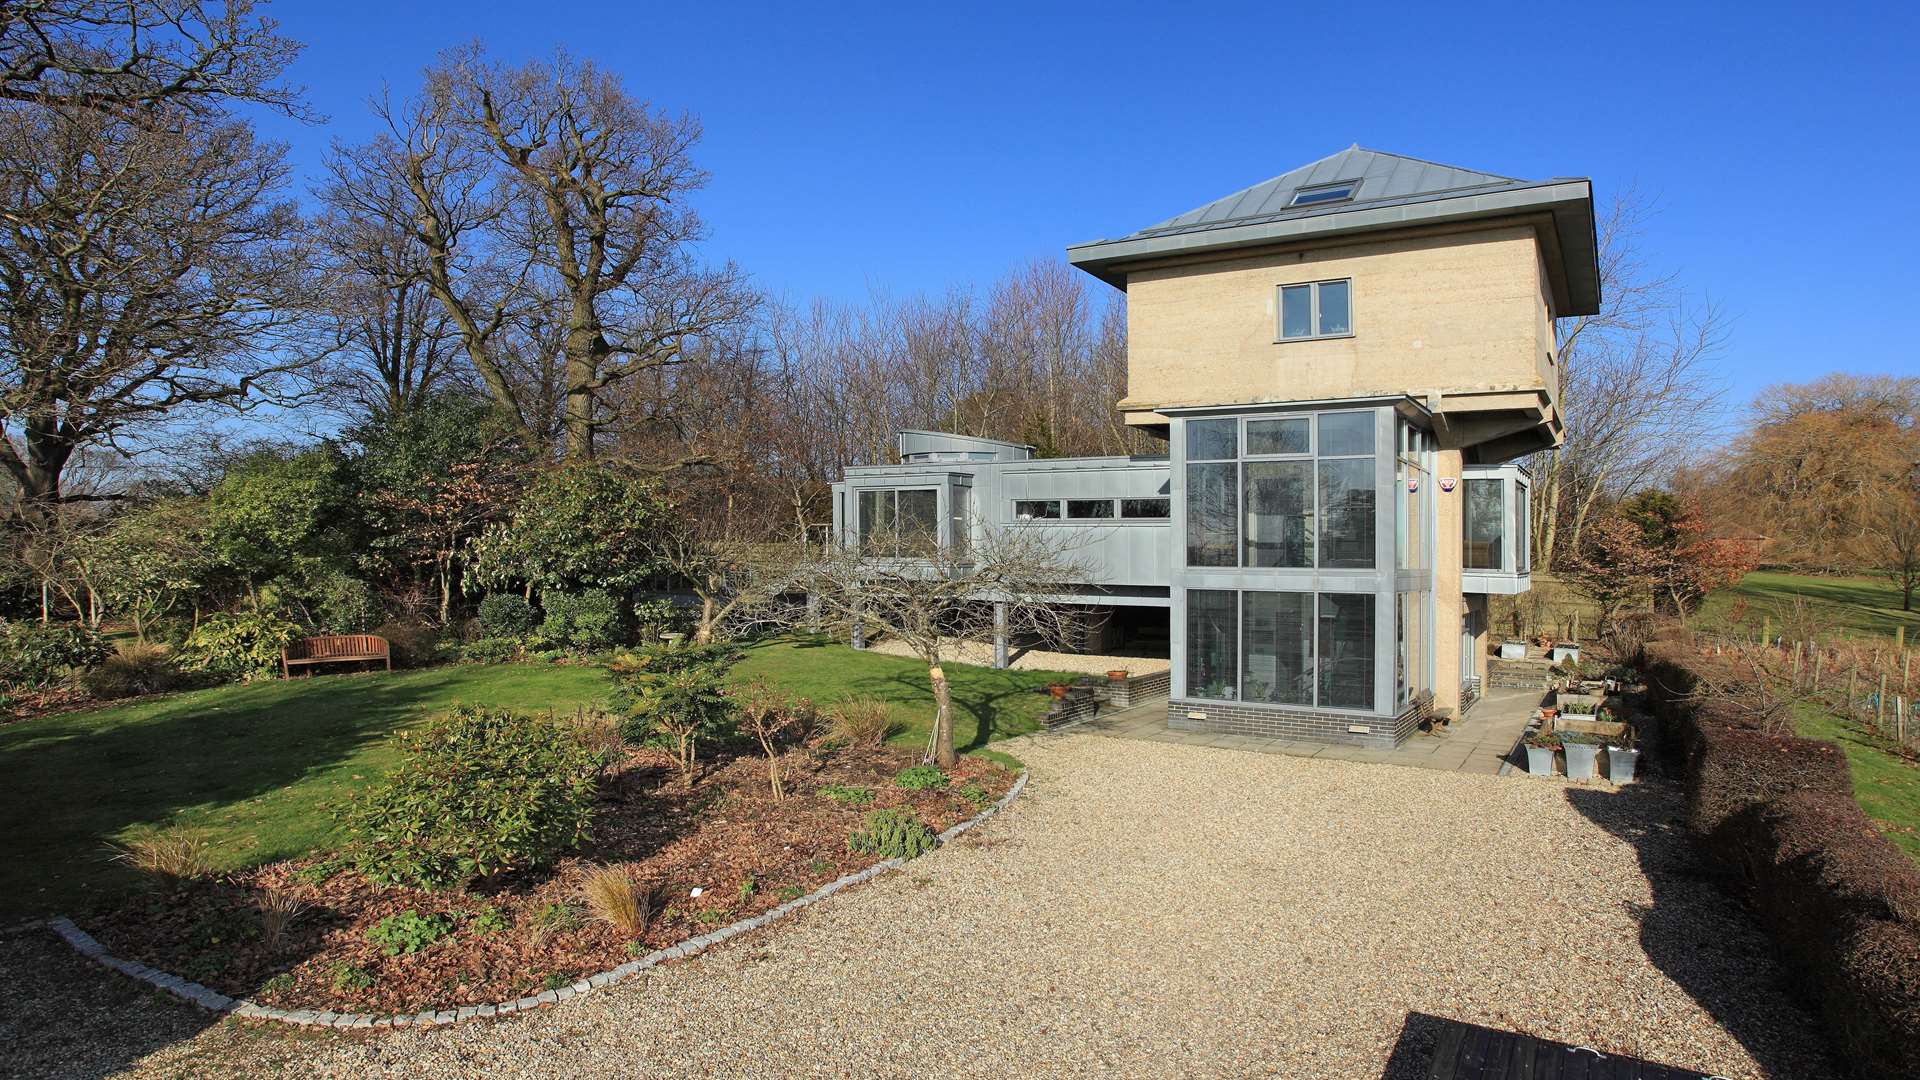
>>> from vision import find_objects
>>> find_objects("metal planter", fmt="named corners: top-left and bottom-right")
top-left (1562, 742), bottom-right (1599, 781)
top-left (1525, 745), bottom-right (1557, 777)
top-left (1606, 746), bottom-right (1639, 783)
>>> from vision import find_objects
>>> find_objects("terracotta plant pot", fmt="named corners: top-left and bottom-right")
top-left (1047, 684), bottom-right (1069, 699)
top-left (1106, 669), bottom-right (1130, 681)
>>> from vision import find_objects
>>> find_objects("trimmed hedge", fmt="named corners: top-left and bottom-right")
top-left (1643, 639), bottom-right (1920, 1079)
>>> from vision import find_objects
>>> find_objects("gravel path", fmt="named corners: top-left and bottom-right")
top-left (18, 735), bottom-right (1834, 1078)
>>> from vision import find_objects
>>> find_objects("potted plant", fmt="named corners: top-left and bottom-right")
top-left (1106, 668), bottom-right (1130, 681)
top-left (1499, 640), bottom-right (1528, 660)
top-left (1046, 682), bottom-right (1071, 699)
top-left (1551, 641), bottom-right (1581, 664)
top-left (1559, 731), bottom-right (1602, 780)
top-left (1606, 727), bottom-right (1640, 783)
top-left (1524, 728), bottom-right (1560, 777)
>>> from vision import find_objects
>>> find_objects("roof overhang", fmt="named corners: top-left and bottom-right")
top-left (1068, 179), bottom-right (1600, 316)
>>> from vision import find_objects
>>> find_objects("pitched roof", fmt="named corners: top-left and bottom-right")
top-left (1133, 146), bottom-right (1524, 239)
top-left (1067, 147), bottom-right (1601, 315)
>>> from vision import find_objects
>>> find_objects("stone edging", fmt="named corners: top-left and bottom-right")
top-left (42, 768), bottom-right (1030, 1030)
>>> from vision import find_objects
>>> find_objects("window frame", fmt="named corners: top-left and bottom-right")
top-left (1066, 498), bottom-right (1116, 521)
top-left (1287, 180), bottom-right (1359, 207)
top-left (855, 486), bottom-right (943, 555)
top-left (1275, 277), bottom-right (1354, 342)
top-left (1119, 497), bottom-right (1171, 520)
top-left (1011, 499), bottom-right (1061, 522)
top-left (1179, 587), bottom-right (1380, 714)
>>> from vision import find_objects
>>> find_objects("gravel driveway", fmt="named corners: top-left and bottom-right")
top-left (9, 734), bottom-right (1836, 1078)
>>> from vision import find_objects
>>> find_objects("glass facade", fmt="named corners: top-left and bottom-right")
top-left (858, 488), bottom-right (939, 554)
top-left (1463, 478), bottom-right (1504, 570)
top-left (1184, 410), bottom-right (1376, 572)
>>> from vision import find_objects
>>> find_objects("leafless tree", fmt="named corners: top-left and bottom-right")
top-left (0, 94), bottom-right (316, 533)
top-left (755, 525), bottom-right (1093, 767)
top-left (1530, 192), bottom-right (1726, 569)
top-left (0, 0), bottom-right (307, 119)
top-left (1874, 495), bottom-right (1920, 612)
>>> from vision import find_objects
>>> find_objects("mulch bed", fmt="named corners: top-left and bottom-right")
top-left (80, 743), bottom-right (1014, 1016)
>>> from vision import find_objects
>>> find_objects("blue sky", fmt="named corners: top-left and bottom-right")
top-left (255, 0), bottom-right (1919, 422)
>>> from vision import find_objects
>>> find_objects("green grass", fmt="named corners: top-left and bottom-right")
top-left (0, 664), bottom-right (610, 920)
top-left (1698, 570), bottom-right (1920, 641)
top-left (1795, 702), bottom-right (1920, 867)
top-left (726, 638), bottom-right (1074, 766)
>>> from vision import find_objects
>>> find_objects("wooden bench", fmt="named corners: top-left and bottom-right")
top-left (281, 634), bottom-right (392, 677)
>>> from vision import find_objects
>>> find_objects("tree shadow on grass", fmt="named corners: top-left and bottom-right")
top-left (0, 668), bottom-right (575, 922)
top-left (850, 668), bottom-right (1051, 753)
top-left (1562, 781), bottom-right (1842, 1080)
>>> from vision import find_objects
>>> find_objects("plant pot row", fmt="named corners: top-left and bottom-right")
top-left (1523, 735), bottom-right (1639, 782)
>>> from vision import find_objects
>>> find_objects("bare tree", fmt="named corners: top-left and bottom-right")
top-left (765, 526), bottom-right (1092, 767)
top-left (1874, 495), bottom-right (1920, 612)
top-left (1530, 193), bottom-right (1726, 570)
top-left (0, 0), bottom-right (307, 119)
top-left (0, 97), bottom-right (315, 532)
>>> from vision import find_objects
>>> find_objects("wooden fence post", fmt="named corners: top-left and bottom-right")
top-left (1814, 649), bottom-right (1824, 692)
top-left (1878, 674), bottom-right (1888, 728)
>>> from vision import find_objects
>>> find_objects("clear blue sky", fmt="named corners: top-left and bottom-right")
top-left (255, 0), bottom-right (1919, 421)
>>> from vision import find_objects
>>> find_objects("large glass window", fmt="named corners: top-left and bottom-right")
top-left (1186, 590), bottom-right (1239, 701)
top-left (1014, 500), bottom-right (1060, 521)
top-left (1243, 592), bottom-right (1314, 705)
top-left (1515, 482), bottom-right (1531, 574)
top-left (859, 488), bottom-right (939, 553)
top-left (1317, 592), bottom-right (1375, 710)
top-left (1243, 461), bottom-right (1312, 567)
top-left (1121, 497), bottom-right (1170, 519)
top-left (1067, 499), bottom-right (1114, 520)
top-left (1463, 479), bottom-right (1504, 571)
top-left (1183, 410), bottom-right (1376, 570)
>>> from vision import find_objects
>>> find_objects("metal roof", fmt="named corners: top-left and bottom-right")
top-left (1067, 147), bottom-right (1601, 315)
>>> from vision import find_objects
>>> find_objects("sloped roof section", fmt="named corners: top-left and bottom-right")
top-left (1068, 146), bottom-right (1601, 315)
top-left (1136, 146), bottom-right (1521, 238)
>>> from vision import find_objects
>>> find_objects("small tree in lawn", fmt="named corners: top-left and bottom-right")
top-left (732, 679), bottom-right (814, 799)
top-left (1872, 495), bottom-right (1920, 612)
top-left (780, 525), bottom-right (1091, 768)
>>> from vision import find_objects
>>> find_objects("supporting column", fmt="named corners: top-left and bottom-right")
top-left (993, 601), bottom-right (1008, 669)
top-left (851, 602), bottom-right (865, 650)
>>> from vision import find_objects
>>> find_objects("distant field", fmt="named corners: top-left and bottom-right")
top-left (1795, 703), bottom-right (1920, 867)
top-left (1698, 570), bottom-right (1919, 641)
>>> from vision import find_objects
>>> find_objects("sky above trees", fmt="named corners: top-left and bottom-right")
top-left (247, 0), bottom-right (1918, 431)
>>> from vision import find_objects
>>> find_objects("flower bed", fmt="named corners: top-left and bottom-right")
top-left (80, 743), bottom-right (1014, 1016)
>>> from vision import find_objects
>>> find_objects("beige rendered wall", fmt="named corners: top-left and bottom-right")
top-left (1431, 448), bottom-right (1466, 715)
top-left (1122, 224), bottom-right (1554, 421)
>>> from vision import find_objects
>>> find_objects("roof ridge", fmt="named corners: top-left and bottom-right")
top-left (1349, 145), bottom-right (1519, 182)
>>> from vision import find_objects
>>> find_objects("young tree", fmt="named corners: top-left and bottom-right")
top-left (1873, 495), bottom-right (1920, 612)
top-left (1560, 512), bottom-right (1662, 636)
top-left (83, 498), bottom-right (214, 640)
top-left (1617, 490), bottom-right (1759, 621)
top-left (769, 526), bottom-right (1091, 768)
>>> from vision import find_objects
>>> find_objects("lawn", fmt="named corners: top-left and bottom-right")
top-left (1795, 702), bottom-right (1920, 866)
top-left (1, 642), bottom-right (1068, 921)
top-left (0, 664), bottom-right (610, 921)
top-left (726, 638), bottom-right (1075, 766)
top-left (1698, 569), bottom-right (1920, 641)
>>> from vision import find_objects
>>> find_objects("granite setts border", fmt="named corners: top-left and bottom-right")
top-left (41, 769), bottom-right (1029, 1030)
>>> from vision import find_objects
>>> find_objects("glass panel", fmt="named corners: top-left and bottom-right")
top-left (1317, 458), bottom-right (1375, 569)
top-left (1463, 479), bottom-right (1504, 571)
top-left (1290, 184), bottom-right (1354, 206)
top-left (1515, 482), bottom-right (1531, 574)
top-left (1242, 591), bottom-right (1313, 706)
top-left (1186, 462), bottom-right (1238, 566)
top-left (1186, 418), bottom-right (1237, 461)
top-left (1186, 590), bottom-right (1239, 700)
top-left (950, 485), bottom-right (970, 555)
top-left (896, 489), bottom-right (938, 547)
top-left (1318, 592), bottom-right (1375, 710)
top-left (1317, 280), bottom-right (1350, 335)
top-left (858, 490), bottom-right (893, 547)
top-left (1280, 285), bottom-right (1313, 339)
top-left (1246, 417), bottom-right (1310, 455)
top-left (1067, 499), bottom-right (1114, 519)
top-left (1013, 500), bottom-right (1060, 521)
top-left (1243, 460), bottom-right (1313, 568)
top-left (1317, 411), bottom-right (1374, 456)
top-left (1120, 497), bottom-right (1170, 519)
top-left (1395, 593), bottom-right (1408, 705)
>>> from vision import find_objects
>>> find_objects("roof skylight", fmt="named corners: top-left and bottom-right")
top-left (1289, 182), bottom-right (1358, 207)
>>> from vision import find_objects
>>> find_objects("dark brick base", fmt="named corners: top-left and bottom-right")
top-left (1093, 669), bottom-right (1171, 709)
top-left (1167, 693), bottom-right (1432, 749)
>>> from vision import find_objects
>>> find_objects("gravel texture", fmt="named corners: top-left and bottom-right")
top-left (15, 734), bottom-right (1834, 1078)
top-left (866, 638), bottom-right (1172, 675)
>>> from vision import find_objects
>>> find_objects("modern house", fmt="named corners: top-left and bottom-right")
top-left (832, 147), bottom-right (1597, 747)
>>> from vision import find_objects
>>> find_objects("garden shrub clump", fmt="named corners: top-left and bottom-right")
top-left (477, 593), bottom-right (535, 637)
top-left (848, 808), bottom-right (939, 860)
top-left (81, 641), bottom-right (183, 700)
top-left (335, 705), bottom-right (602, 889)
top-left (178, 611), bottom-right (300, 680)
top-left (1643, 635), bottom-right (1920, 1080)
top-left (893, 764), bottom-right (948, 790)
top-left (0, 620), bottom-right (110, 688)
top-left (537, 589), bottom-right (625, 652)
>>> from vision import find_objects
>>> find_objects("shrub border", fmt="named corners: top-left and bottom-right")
top-left (36, 768), bottom-right (1029, 1030)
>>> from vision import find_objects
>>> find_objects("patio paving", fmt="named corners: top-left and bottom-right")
top-left (1067, 684), bottom-right (1541, 775)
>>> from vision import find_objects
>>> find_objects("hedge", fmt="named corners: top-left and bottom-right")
top-left (1642, 639), bottom-right (1920, 1079)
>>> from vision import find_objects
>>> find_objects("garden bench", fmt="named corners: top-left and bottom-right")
top-left (281, 634), bottom-right (391, 677)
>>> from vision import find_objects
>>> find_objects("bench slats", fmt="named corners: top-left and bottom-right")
top-left (281, 634), bottom-right (392, 676)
